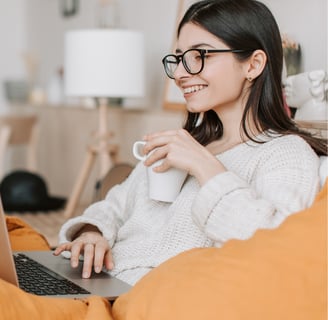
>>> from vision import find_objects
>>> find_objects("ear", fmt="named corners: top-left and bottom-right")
top-left (245, 50), bottom-right (267, 81)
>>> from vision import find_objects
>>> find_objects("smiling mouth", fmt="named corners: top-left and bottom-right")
top-left (183, 85), bottom-right (207, 94)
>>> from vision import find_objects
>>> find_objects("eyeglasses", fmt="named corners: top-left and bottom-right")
top-left (162, 48), bottom-right (249, 79)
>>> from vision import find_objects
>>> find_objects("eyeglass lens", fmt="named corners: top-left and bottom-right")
top-left (163, 49), bottom-right (204, 79)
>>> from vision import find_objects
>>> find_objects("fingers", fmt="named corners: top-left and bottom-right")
top-left (140, 131), bottom-right (177, 167)
top-left (104, 250), bottom-right (114, 271)
top-left (53, 233), bottom-right (113, 279)
top-left (53, 241), bottom-right (85, 271)
top-left (82, 241), bottom-right (113, 278)
top-left (93, 241), bottom-right (113, 273)
top-left (70, 240), bottom-right (84, 268)
top-left (143, 146), bottom-right (168, 168)
top-left (141, 129), bottom-right (192, 171)
top-left (82, 243), bottom-right (95, 278)
top-left (143, 129), bottom-right (192, 153)
top-left (53, 241), bottom-right (83, 269)
top-left (142, 130), bottom-right (182, 152)
top-left (53, 242), bottom-right (71, 256)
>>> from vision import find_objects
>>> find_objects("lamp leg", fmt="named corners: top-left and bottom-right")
top-left (64, 148), bottom-right (97, 219)
top-left (64, 101), bottom-right (119, 219)
top-left (98, 99), bottom-right (112, 178)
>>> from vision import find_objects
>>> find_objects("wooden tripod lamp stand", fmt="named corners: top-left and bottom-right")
top-left (63, 29), bottom-right (145, 218)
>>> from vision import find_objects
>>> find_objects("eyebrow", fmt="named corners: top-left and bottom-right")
top-left (175, 43), bottom-right (216, 54)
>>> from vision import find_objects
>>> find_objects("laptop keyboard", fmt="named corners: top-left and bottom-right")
top-left (14, 253), bottom-right (90, 296)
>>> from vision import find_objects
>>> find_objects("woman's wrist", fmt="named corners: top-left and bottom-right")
top-left (195, 156), bottom-right (226, 186)
top-left (73, 224), bottom-right (101, 240)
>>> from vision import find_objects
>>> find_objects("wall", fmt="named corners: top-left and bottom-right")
top-left (22, 0), bottom-right (179, 110)
top-left (1, 0), bottom-right (327, 111)
top-left (0, 0), bottom-right (27, 112)
top-left (262, 0), bottom-right (327, 72)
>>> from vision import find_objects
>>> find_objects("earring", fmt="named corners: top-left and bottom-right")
top-left (247, 76), bottom-right (253, 82)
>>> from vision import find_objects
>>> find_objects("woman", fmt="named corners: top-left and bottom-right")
top-left (55, 0), bottom-right (327, 286)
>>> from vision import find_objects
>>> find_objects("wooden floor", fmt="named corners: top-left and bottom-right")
top-left (11, 204), bottom-right (88, 249)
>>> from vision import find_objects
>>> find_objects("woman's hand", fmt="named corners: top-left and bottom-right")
top-left (142, 129), bottom-right (226, 185)
top-left (53, 229), bottom-right (113, 279)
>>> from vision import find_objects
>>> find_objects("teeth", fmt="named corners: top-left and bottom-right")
top-left (183, 85), bottom-right (206, 94)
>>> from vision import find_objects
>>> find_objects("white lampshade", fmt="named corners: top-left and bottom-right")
top-left (64, 29), bottom-right (145, 98)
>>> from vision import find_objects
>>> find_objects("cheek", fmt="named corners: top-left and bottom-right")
top-left (210, 59), bottom-right (245, 91)
top-left (208, 69), bottom-right (245, 102)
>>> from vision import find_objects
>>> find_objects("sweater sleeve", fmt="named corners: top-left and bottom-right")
top-left (191, 136), bottom-right (320, 246)
top-left (58, 163), bottom-right (143, 247)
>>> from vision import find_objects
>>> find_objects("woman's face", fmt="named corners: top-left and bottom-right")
top-left (174, 22), bottom-right (249, 115)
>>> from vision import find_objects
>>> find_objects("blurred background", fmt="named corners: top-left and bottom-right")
top-left (0, 0), bottom-right (326, 112)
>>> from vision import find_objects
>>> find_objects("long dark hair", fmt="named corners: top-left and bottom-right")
top-left (179, 0), bottom-right (327, 155)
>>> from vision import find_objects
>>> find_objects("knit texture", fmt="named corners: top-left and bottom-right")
top-left (59, 133), bottom-right (320, 285)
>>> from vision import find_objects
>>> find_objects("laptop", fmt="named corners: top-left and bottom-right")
top-left (0, 199), bottom-right (131, 300)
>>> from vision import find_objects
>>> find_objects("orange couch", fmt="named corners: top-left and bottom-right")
top-left (6, 216), bottom-right (50, 251)
top-left (1, 181), bottom-right (327, 320)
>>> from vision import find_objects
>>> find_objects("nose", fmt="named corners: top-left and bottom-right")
top-left (282, 76), bottom-right (290, 88)
top-left (173, 60), bottom-right (191, 80)
top-left (283, 78), bottom-right (292, 92)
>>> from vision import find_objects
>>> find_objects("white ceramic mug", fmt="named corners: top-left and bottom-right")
top-left (132, 141), bottom-right (188, 202)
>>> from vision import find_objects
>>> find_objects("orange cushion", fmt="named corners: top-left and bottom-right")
top-left (0, 183), bottom-right (326, 320)
top-left (113, 181), bottom-right (327, 320)
top-left (1, 219), bottom-right (114, 320)
top-left (0, 278), bottom-right (113, 320)
top-left (6, 216), bottom-right (50, 251)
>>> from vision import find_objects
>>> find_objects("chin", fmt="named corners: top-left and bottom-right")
top-left (186, 103), bottom-right (209, 114)
top-left (186, 106), bottom-right (198, 113)
top-left (184, 100), bottom-right (201, 112)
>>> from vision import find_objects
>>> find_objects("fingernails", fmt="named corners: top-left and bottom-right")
top-left (95, 266), bottom-right (101, 273)
top-left (83, 271), bottom-right (90, 278)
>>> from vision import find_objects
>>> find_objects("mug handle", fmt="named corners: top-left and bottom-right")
top-left (132, 141), bottom-right (147, 161)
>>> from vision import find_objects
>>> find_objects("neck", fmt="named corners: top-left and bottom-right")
top-left (208, 105), bottom-right (260, 155)
top-left (215, 103), bottom-right (244, 140)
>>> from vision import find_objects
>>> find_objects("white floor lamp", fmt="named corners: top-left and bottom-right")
top-left (63, 29), bottom-right (145, 218)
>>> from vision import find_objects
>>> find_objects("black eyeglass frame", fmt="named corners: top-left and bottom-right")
top-left (162, 48), bottom-right (249, 79)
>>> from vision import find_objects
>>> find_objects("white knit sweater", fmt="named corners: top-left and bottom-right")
top-left (59, 133), bottom-right (320, 285)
